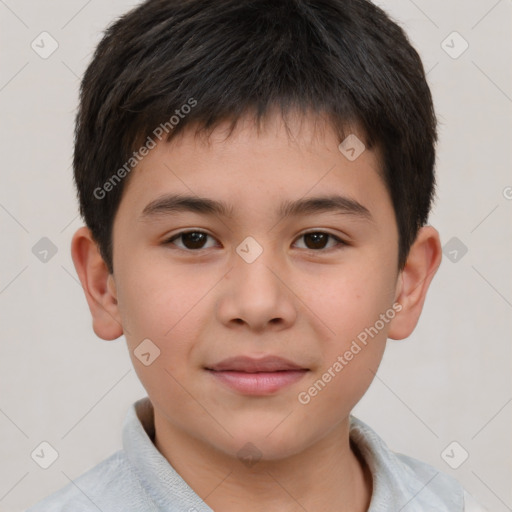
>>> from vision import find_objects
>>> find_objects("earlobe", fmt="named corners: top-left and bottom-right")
top-left (388, 226), bottom-right (442, 340)
top-left (70, 226), bottom-right (124, 340)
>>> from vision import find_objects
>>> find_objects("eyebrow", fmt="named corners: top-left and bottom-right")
top-left (140, 194), bottom-right (373, 222)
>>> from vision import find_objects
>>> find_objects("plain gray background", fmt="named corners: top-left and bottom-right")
top-left (1, 1), bottom-right (511, 511)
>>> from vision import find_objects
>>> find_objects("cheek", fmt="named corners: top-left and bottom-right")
top-left (116, 255), bottom-right (200, 337)
top-left (296, 271), bottom-right (390, 422)
top-left (115, 260), bottom-right (207, 398)
top-left (303, 263), bottom-right (395, 343)
top-left (298, 262), bottom-right (394, 404)
top-left (115, 257), bottom-right (217, 378)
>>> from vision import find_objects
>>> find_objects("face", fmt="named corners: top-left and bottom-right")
top-left (109, 112), bottom-right (401, 460)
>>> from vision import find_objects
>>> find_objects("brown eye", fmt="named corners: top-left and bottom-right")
top-left (304, 233), bottom-right (328, 249)
top-left (294, 232), bottom-right (345, 251)
top-left (167, 231), bottom-right (217, 250)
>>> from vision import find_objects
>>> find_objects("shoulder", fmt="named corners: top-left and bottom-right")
top-left (396, 453), bottom-right (487, 511)
top-left (462, 489), bottom-right (489, 512)
top-left (349, 416), bottom-right (487, 511)
top-left (394, 452), bottom-right (464, 509)
top-left (25, 450), bottom-right (154, 512)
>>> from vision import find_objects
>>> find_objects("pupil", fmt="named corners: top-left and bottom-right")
top-left (184, 232), bottom-right (206, 249)
top-left (306, 233), bottom-right (327, 249)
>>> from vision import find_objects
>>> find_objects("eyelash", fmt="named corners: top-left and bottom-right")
top-left (163, 230), bottom-right (347, 252)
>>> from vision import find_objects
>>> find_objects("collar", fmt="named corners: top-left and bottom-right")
top-left (123, 397), bottom-right (462, 511)
top-left (122, 397), bottom-right (213, 511)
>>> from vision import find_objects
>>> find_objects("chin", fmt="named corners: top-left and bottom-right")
top-left (216, 424), bottom-right (309, 462)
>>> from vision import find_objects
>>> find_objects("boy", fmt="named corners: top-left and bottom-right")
top-left (27, 0), bottom-right (487, 510)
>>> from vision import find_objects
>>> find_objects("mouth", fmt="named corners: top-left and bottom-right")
top-left (204, 355), bottom-right (309, 395)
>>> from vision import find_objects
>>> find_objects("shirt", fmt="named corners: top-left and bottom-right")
top-left (26, 396), bottom-right (488, 511)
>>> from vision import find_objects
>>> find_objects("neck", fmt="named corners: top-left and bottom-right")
top-left (153, 411), bottom-right (372, 512)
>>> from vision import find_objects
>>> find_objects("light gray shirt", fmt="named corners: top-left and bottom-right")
top-left (26, 397), bottom-right (487, 511)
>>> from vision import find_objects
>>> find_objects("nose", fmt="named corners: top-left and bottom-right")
top-left (216, 246), bottom-right (297, 332)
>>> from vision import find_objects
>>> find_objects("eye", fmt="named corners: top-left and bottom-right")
top-left (164, 230), bottom-right (346, 252)
top-left (293, 231), bottom-right (346, 251)
top-left (165, 230), bottom-right (218, 250)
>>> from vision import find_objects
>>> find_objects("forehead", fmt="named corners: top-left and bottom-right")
top-left (117, 111), bottom-right (391, 224)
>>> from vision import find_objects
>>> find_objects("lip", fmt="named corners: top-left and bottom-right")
top-left (206, 355), bottom-right (307, 372)
top-left (205, 356), bottom-right (309, 395)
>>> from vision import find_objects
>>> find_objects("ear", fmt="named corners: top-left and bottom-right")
top-left (70, 226), bottom-right (123, 340)
top-left (388, 226), bottom-right (442, 340)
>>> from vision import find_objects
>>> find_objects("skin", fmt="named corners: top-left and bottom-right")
top-left (71, 111), bottom-right (442, 512)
